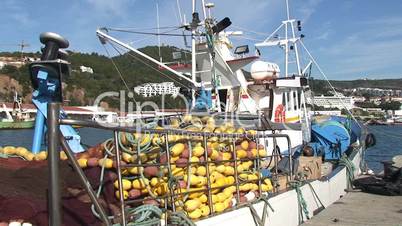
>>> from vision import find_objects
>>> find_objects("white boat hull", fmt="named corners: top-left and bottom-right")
top-left (197, 147), bottom-right (363, 226)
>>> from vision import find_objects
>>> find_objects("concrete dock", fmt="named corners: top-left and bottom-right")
top-left (302, 191), bottom-right (402, 226)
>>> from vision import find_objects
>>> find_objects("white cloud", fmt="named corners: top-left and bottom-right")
top-left (296, 0), bottom-right (323, 23)
top-left (319, 35), bottom-right (402, 78)
top-left (85, 0), bottom-right (134, 17)
top-left (0, 0), bottom-right (35, 26)
top-left (315, 30), bottom-right (330, 40)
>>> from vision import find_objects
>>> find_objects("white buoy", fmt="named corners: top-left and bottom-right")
top-left (250, 60), bottom-right (280, 81)
top-left (245, 191), bottom-right (256, 201)
top-left (9, 222), bottom-right (22, 226)
top-left (392, 155), bottom-right (402, 168)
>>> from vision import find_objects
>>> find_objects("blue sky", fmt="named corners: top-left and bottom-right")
top-left (1, 0), bottom-right (402, 80)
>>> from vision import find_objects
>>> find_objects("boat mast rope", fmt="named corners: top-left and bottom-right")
top-left (102, 44), bottom-right (132, 94)
top-left (111, 43), bottom-right (192, 90)
top-left (101, 41), bottom-right (192, 112)
top-left (104, 27), bottom-right (192, 37)
top-left (299, 40), bottom-right (362, 129)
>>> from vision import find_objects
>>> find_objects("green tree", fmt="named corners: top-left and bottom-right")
top-left (379, 101), bottom-right (401, 111)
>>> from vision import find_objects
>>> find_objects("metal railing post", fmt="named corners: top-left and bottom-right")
top-left (48, 102), bottom-right (61, 226)
top-left (114, 130), bottom-right (127, 226)
top-left (60, 137), bottom-right (111, 225)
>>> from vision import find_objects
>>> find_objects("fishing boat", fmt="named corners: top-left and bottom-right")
top-left (0, 1), bottom-right (376, 226)
top-left (0, 92), bottom-right (35, 129)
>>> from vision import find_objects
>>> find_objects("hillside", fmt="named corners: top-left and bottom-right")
top-left (0, 46), bottom-right (190, 110)
top-left (308, 78), bottom-right (402, 96)
top-left (1, 48), bottom-right (401, 109)
top-left (328, 79), bottom-right (402, 90)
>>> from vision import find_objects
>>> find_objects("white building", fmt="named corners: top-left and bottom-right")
top-left (351, 87), bottom-right (402, 97)
top-left (310, 95), bottom-right (354, 110)
top-left (79, 66), bottom-right (94, 74)
top-left (134, 82), bottom-right (180, 97)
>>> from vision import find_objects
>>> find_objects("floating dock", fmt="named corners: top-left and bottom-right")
top-left (302, 191), bottom-right (402, 226)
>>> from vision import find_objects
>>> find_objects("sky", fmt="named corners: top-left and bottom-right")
top-left (1, 0), bottom-right (402, 80)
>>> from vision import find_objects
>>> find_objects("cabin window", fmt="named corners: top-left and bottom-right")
top-left (297, 90), bottom-right (302, 109)
top-left (282, 92), bottom-right (286, 108)
top-left (294, 91), bottom-right (298, 110)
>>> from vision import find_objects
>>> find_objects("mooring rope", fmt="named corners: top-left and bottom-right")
top-left (339, 154), bottom-right (356, 189)
top-left (289, 180), bottom-right (310, 223)
top-left (248, 197), bottom-right (273, 226)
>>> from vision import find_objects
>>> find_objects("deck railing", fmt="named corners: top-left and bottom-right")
top-left (47, 102), bottom-right (293, 226)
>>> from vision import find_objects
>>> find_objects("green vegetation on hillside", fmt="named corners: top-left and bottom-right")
top-left (327, 79), bottom-right (402, 90)
top-left (1, 48), bottom-right (401, 110)
top-left (0, 46), bottom-right (189, 109)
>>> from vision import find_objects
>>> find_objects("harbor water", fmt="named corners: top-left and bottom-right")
top-left (1, 125), bottom-right (401, 173)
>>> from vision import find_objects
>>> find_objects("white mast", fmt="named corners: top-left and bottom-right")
top-left (191, 0), bottom-right (197, 108)
top-left (156, 2), bottom-right (162, 62)
top-left (255, 0), bottom-right (302, 77)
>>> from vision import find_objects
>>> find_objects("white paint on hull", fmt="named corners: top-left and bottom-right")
top-left (197, 147), bottom-right (363, 226)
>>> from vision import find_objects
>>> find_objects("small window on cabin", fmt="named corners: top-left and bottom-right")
top-left (286, 92), bottom-right (292, 111)
top-left (293, 91), bottom-right (298, 110)
top-left (282, 92), bottom-right (286, 108)
top-left (298, 91), bottom-right (302, 108)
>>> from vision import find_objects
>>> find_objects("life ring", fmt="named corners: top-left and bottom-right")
top-left (274, 104), bottom-right (286, 123)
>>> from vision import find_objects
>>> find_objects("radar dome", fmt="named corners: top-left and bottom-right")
top-left (250, 60), bottom-right (280, 81)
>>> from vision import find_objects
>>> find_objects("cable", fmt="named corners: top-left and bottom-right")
top-left (106, 28), bottom-right (192, 37)
top-left (231, 25), bottom-right (272, 37)
top-left (111, 43), bottom-right (192, 90)
top-left (230, 35), bottom-right (264, 42)
top-left (107, 43), bottom-right (191, 112)
top-left (299, 40), bottom-right (362, 129)
top-left (102, 44), bottom-right (132, 93)
top-left (106, 25), bottom-right (181, 31)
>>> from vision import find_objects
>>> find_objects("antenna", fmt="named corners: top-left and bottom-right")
top-left (0, 41), bottom-right (30, 61)
top-left (205, 2), bottom-right (215, 18)
top-left (156, 2), bottom-right (162, 62)
top-left (18, 40), bottom-right (30, 61)
top-left (176, 0), bottom-right (183, 24)
top-left (286, 0), bottom-right (290, 21)
top-left (176, 0), bottom-right (190, 48)
top-left (255, 0), bottom-right (302, 76)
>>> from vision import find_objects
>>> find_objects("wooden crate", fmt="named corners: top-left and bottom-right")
top-left (272, 174), bottom-right (291, 192)
top-left (297, 156), bottom-right (322, 180)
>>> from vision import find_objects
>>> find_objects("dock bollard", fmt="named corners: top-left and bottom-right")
top-left (47, 102), bottom-right (61, 225)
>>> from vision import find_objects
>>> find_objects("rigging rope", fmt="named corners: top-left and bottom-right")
top-left (111, 43), bottom-right (192, 90)
top-left (108, 43), bottom-right (197, 114)
top-left (299, 40), bottom-right (362, 129)
top-left (102, 44), bottom-right (132, 93)
top-left (231, 25), bottom-right (272, 37)
top-left (106, 42), bottom-right (193, 114)
top-left (105, 27), bottom-right (192, 37)
top-left (107, 26), bottom-right (181, 31)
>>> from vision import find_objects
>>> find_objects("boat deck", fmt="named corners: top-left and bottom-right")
top-left (302, 191), bottom-right (402, 226)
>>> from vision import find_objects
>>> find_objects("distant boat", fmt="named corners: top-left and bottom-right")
top-left (0, 92), bottom-right (35, 129)
top-left (365, 119), bottom-right (387, 126)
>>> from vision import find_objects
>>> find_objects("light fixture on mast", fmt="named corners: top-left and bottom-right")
top-left (205, 2), bottom-right (214, 18)
top-left (255, 0), bottom-right (302, 77)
